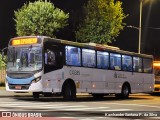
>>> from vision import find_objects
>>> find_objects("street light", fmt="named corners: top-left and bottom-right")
top-left (139, 0), bottom-right (143, 54)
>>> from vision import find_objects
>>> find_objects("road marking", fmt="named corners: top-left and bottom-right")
top-left (61, 107), bottom-right (110, 111)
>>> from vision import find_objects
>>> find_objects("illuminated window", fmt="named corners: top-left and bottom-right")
top-left (110, 53), bottom-right (121, 70)
top-left (97, 51), bottom-right (109, 69)
top-left (82, 49), bottom-right (96, 67)
top-left (122, 55), bottom-right (132, 71)
top-left (133, 57), bottom-right (142, 72)
top-left (65, 46), bottom-right (81, 66)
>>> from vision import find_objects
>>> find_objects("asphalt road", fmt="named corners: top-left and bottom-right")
top-left (0, 93), bottom-right (160, 120)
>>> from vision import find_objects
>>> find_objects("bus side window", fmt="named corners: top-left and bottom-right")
top-left (110, 53), bottom-right (121, 70)
top-left (122, 55), bottom-right (132, 72)
top-left (133, 57), bottom-right (142, 72)
top-left (97, 51), bottom-right (109, 69)
top-left (143, 58), bottom-right (152, 73)
top-left (65, 46), bottom-right (81, 66)
top-left (82, 49), bottom-right (96, 68)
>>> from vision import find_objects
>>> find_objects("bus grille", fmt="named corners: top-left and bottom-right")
top-left (8, 84), bottom-right (30, 90)
top-left (7, 73), bottom-right (33, 79)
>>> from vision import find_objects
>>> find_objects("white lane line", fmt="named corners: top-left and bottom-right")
top-left (61, 107), bottom-right (110, 111)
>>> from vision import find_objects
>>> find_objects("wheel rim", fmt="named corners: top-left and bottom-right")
top-left (123, 86), bottom-right (129, 96)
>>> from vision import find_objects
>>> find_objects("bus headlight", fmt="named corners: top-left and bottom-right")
top-left (31, 76), bottom-right (41, 84)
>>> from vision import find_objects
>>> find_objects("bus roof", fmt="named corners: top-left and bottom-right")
top-left (9, 36), bottom-right (153, 59)
top-left (48, 37), bottom-right (153, 59)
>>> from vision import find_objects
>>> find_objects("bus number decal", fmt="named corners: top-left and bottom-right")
top-left (114, 72), bottom-right (127, 79)
top-left (69, 70), bottom-right (80, 75)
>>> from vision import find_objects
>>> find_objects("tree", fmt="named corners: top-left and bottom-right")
top-left (0, 53), bottom-right (6, 69)
top-left (75, 0), bottom-right (127, 44)
top-left (14, 0), bottom-right (69, 37)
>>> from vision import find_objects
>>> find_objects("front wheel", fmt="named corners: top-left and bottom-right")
top-left (63, 82), bottom-right (76, 101)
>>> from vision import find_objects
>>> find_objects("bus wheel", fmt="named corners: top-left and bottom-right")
top-left (33, 92), bottom-right (39, 99)
top-left (63, 81), bottom-right (76, 101)
top-left (121, 85), bottom-right (130, 99)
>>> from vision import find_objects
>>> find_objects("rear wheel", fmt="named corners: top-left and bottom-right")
top-left (63, 81), bottom-right (76, 101)
top-left (115, 84), bottom-right (130, 99)
top-left (121, 85), bottom-right (130, 98)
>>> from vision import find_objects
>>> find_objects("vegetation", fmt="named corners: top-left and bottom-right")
top-left (76, 0), bottom-right (127, 44)
top-left (14, 0), bottom-right (69, 37)
top-left (0, 54), bottom-right (6, 69)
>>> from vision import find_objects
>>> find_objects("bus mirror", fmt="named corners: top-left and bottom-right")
top-left (2, 47), bottom-right (8, 63)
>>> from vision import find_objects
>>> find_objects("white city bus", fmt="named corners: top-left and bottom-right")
top-left (5, 36), bottom-right (154, 100)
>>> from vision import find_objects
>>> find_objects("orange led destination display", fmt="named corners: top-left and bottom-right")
top-left (12, 38), bottom-right (38, 45)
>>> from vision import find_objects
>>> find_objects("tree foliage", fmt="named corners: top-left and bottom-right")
top-left (14, 0), bottom-right (69, 37)
top-left (76, 0), bottom-right (127, 44)
top-left (0, 54), bottom-right (6, 68)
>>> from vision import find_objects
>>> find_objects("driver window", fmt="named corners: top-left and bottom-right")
top-left (44, 43), bottom-right (64, 73)
top-left (45, 49), bottom-right (56, 65)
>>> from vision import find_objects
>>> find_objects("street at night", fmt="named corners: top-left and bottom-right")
top-left (0, 93), bottom-right (160, 119)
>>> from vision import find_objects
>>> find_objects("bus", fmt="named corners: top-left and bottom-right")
top-left (5, 36), bottom-right (154, 100)
top-left (153, 61), bottom-right (160, 93)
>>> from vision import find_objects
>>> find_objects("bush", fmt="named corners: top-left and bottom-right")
top-left (0, 82), bottom-right (5, 87)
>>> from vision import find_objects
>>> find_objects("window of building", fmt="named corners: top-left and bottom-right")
top-left (82, 49), bottom-right (96, 67)
top-left (97, 51), bottom-right (109, 69)
top-left (122, 55), bottom-right (132, 71)
top-left (133, 57), bottom-right (142, 72)
top-left (65, 46), bottom-right (81, 66)
top-left (110, 53), bottom-right (121, 70)
top-left (143, 58), bottom-right (152, 73)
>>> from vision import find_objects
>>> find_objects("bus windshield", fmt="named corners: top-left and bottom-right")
top-left (7, 46), bottom-right (42, 72)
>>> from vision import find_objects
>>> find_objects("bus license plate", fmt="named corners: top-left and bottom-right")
top-left (15, 86), bottom-right (22, 90)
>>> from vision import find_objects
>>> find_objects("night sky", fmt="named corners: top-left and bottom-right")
top-left (1, 0), bottom-right (160, 59)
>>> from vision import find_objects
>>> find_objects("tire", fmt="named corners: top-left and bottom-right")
top-left (121, 85), bottom-right (130, 99)
top-left (63, 81), bottom-right (76, 101)
top-left (33, 92), bottom-right (40, 99)
top-left (115, 85), bottom-right (130, 99)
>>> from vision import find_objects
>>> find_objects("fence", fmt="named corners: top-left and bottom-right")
top-left (0, 67), bottom-right (6, 84)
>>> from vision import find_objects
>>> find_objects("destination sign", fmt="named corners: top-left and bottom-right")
top-left (11, 38), bottom-right (38, 45)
